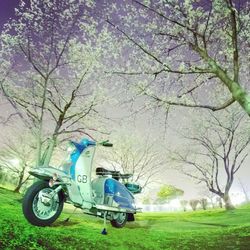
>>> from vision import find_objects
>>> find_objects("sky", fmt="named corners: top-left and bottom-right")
top-left (0, 0), bottom-right (250, 202)
top-left (0, 0), bottom-right (20, 30)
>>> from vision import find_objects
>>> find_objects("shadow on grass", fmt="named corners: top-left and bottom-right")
top-left (126, 219), bottom-right (171, 230)
top-left (183, 220), bottom-right (232, 227)
top-left (51, 219), bottom-right (81, 227)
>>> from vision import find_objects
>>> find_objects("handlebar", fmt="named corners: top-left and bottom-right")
top-left (69, 139), bottom-right (113, 148)
top-left (102, 142), bottom-right (113, 147)
top-left (100, 140), bottom-right (113, 147)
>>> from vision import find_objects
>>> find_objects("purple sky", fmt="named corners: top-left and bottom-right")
top-left (0, 1), bottom-right (18, 27)
top-left (0, 0), bottom-right (21, 30)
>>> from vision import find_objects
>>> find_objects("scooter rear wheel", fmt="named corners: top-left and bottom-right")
top-left (110, 212), bottom-right (128, 228)
top-left (22, 181), bottom-right (64, 226)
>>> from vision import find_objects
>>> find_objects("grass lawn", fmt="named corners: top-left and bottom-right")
top-left (0, 187), bottom-right (250, 250)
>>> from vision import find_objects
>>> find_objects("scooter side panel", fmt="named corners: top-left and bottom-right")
top-left (104, 178), bottom-right (136, 210)
top-left (91, 177), bottom-right (106, 205)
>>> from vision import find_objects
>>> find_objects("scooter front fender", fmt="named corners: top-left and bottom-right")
top-left (29, 167), bottom-right (83, 205)
top-left (29, 167), bottom-right (69, 180)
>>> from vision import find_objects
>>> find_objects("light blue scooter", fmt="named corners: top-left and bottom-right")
top-left (22, 138), bottom-right (142, 231)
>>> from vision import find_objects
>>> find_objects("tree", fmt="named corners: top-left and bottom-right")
top-left (200, 198), bottom-right (208, 210)
top-left (199, 187), bottom-right (217, 208)
top-left (180, 200), bottom-right (188, 212)
top-left (106, 1), bottom-right (250, 116)
top-left (173, 108), bottom-right (250, 210)
top-left (156, 184), bottom-right (184, 204)
top-left (216, 197), bottom-right (223, 208)
top-left (0, 134), bottom-right (34, 192)
top-left (189, 199), bottom-right (199, 211)
top-left (238, 178), bottom-right (249, 203)
top-left (99, 134), bottom-right (164, 190)
top-left (0, 0), bottom-right (110, 167)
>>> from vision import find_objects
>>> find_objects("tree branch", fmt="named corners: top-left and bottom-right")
top-left (142, 88), bottom-right (235, 111)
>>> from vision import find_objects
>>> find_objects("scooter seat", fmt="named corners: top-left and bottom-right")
top-left (120, 173), bottom-right (133, 179)
top-left (96, 167), bottom-right (120, 180)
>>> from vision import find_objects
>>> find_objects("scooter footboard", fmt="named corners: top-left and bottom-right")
top-left (95, 204), bottom-right (136, 214)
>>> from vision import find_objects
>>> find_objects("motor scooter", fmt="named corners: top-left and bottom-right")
top-left (22, 138), bottom-right (142, 231)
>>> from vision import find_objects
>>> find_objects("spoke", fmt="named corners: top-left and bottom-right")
top-left (32, 188), bottom-right (59, 220)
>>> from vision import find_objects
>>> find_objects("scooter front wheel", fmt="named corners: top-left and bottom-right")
top-left (110, 212), bottom-right (128, 228)
top-left (22, 181), bottom-right (64, 226)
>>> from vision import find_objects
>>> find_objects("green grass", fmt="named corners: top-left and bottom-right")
top-left (0, 187), bottom-right (250, 250)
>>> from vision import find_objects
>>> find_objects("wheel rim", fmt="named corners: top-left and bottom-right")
top-left (113, 212), bottom-right (127, 224)
top-left (32, 188), bottom-right (59, 220)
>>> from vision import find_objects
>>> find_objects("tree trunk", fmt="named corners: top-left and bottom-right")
top-left (14, 185), bottom-right (21, 193)
top-left (42, 137), bottom-right (57, 167)
top-left (36, 129), bottom-right (42, 167)
top-left (198, 49), bottom-right (250, 116)
top-left (14, 172), bottom-right (24, 193)
top-left (230, 81), bottom-right (250, 116)
top-left (210, 199), bottom-right (215, 209)
top-left (238, 179), bottom-right (250, 203)
top-left (223, 194), bottom-right (235, 210)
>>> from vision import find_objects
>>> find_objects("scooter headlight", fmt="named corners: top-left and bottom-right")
top-left (49, 179), bottom-right (55, 187)
top-left (67, 143), bottom-right (76, 154)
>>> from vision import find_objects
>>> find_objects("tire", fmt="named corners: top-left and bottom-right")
top-left (22, 181), bottom-right (64, 227)
top-left (110, 212), bottom-right (128, 228)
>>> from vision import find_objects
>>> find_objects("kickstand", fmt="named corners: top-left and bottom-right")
top-left (101, 211), bottom-right (108, 235)
top-left (64, 207), bottom-right (77, 223)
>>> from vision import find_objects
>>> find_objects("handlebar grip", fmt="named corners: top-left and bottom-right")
top-left (103, 142), bottom-right (113, 147)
